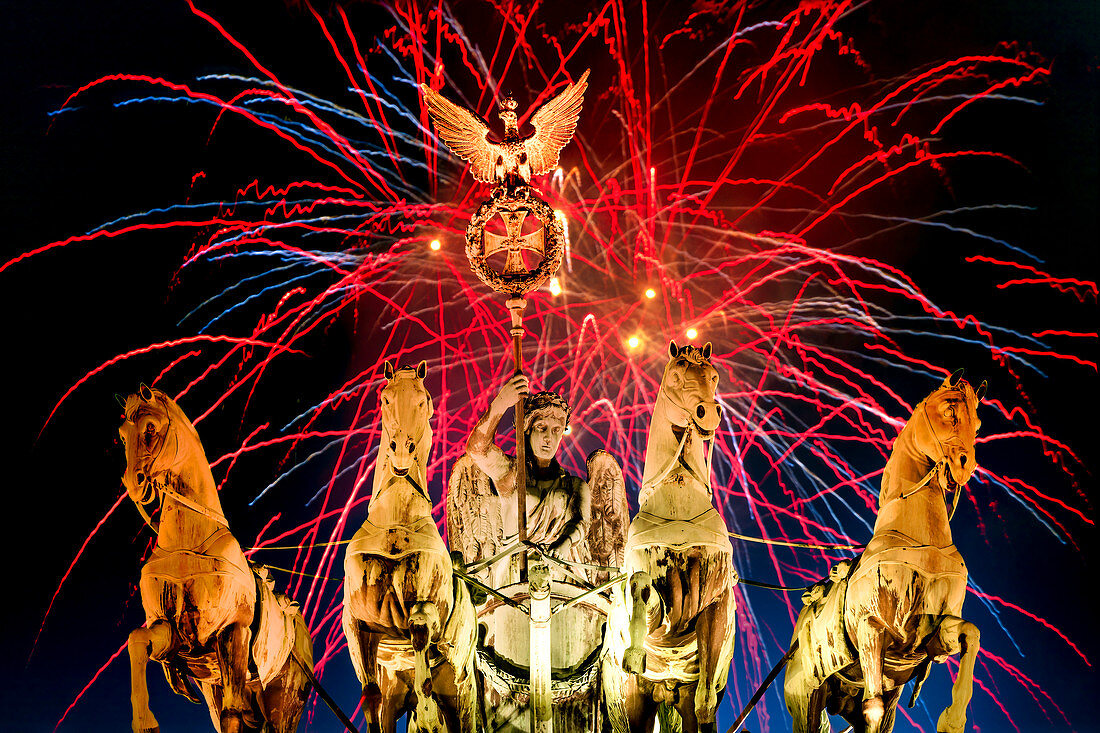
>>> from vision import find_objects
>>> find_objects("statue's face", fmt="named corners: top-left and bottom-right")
top-left (527, 410), bottom-right (567, 466)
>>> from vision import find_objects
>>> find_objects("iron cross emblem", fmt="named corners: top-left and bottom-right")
top-left (482, 206), bottom-right (547, 276)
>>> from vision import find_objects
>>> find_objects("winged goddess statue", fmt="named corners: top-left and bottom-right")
top-left (446, 374), bottom-right (629, 589)
top-left (420, 70), bottom-right (590, 191)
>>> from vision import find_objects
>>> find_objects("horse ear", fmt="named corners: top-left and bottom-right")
top-left (383, 360), bottom-right (395, 380)
top-left (702, 342), bottom-right (713, 360)
top-left (669, 341), bottom-right (680, 359)
top-left (944, 368), bottom-right (964, 387)
top-left (416, 360), bottom-right (427, 379)
top-left (115, 393), bottom-right (127, 410)
top-left (975, 380), bottom-right (988, 401)
top-left (139, 383), bottom-right (154, 402)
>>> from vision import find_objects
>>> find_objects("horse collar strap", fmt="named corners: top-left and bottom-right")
top-left (898, 461), bottom-right (941, 500)
top-left (896, 459), bottom-right (962, 522)
top-left (160, 485), bottom-right (230, 528)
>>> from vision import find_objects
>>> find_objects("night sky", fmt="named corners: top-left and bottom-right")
top-left (2, 2), bottom-right (1097, 732)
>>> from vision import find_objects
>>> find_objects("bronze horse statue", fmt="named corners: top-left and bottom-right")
top-left (784, 370), bottom-right (985, 733)
top-left (342, 361), bottom-right (478, 733)
top-left (606, 341), bottom-right (737, 733)
top-left (121, 386), bottom-right (313, 733)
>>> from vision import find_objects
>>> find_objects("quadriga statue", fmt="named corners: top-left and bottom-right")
top-left (342, 361), bottom-right (479, 733)
top-left (605, 341), bottom-right (738, 733)
top-left (120, 385), bottom-right (313, 733)
top-left (784, 370), bottom-right (986, 733)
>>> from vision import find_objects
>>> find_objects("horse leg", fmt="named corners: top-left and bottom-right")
top-left (694, 588), bottom-right (732, 733)
top-left (378, 668), bottom-right (407, 733)
top-left (853, 617), bottom-right (887, 733)
top-left (932, 617), bottom-right (980, 733)
top-left (879, 686), bottom-right (903, 733)
top-left (623, 675), bottom-right (658, 733)
top-left (351, 624), bottom-right (384, 733)
top-left (785, 652), bottom-right (828, 733)
top-left (261, 653), bottom-right (311, 733)
top-left (214, 622), bottom-right (252, 733)
top-left (409, 601), bottom-right (443, 733)
top-left (624, 571), bottom-right (656, 674)
top-left (127, 620), bottom-right (174, 733)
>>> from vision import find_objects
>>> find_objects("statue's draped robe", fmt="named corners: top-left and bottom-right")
top-left (466, 419), bottom-right (591, 587)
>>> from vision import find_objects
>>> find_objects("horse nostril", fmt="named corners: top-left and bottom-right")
top-left (960, 455), bottom-right (968, 468)
top-left (389, 441), bottom-right (397, 452)
top-left (136, 472), bottom-right (146, 485)
top-left (407, 441), bottom-right (415, 453)
top-left (697, 405), bottom-right (706, 420)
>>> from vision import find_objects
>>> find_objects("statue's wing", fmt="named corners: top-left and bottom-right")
top-left (419, 84), bottom-right (498, 182)
top-left (585, 448), bottom-right (630, 574)
top-left (446, 454), bottom-right (503, 565)
top-left (524, 69), bottom-right (590, 176)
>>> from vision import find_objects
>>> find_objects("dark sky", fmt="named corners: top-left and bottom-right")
top-left (1, 1), bottom-right (1097, 732)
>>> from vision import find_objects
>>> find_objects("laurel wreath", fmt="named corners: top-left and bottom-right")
top-left (465, 191), bottom-right (565, 296)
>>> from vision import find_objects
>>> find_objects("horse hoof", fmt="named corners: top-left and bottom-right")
top-left (623, 647), bottom-right (646, 674)
top-left (863, 696), bottom-right (884, 732)
top-left (219, 710), bottom-right (244, 733)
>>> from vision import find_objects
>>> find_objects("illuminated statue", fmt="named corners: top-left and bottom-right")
top-left (784, 371), bottom-right (986, 733)
top-left (447, 374), bottom-right (629, 732)
top-left (342, 362), bottom-right (479, 733)
top-left (420, 71), bottom-right (589, 192)
top-left (119, 386), bottom-right (313, 733)
top-left (451, 374), bottom-right (631, 586)
top-left (605, 342), bottom-right (737, 733)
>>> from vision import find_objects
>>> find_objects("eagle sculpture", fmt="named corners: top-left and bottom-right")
top-left (420, 70), bottom-right (590, 189)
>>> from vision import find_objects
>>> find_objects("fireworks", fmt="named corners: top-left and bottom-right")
top-left (13, 1), bottom-right (1094, 731)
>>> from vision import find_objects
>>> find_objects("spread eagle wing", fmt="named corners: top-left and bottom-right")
top-left (446, 453), bottom-right (503, 569)
top-left (419, 84), bottom-right (499, 183)
top-left (585, 448), bottom-right (630, 583)
top-left (524, 69), bottom-right (590, 177)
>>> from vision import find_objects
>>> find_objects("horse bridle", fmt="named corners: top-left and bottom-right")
top-left (898, 388), bottom-right (966, 520)
top-left (132, 392), bottom-right (229, 532)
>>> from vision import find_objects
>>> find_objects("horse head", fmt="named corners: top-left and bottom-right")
top-left (379, 360), bottom-right (433, 489)
top-left (119, 385), bottom-right (205, 505)
top-left (657, 341), bottom-right (721, 436)
top-left (908, 369), bottom-right (985, 490)
top-left (640, 341), bottom-right (722, 500)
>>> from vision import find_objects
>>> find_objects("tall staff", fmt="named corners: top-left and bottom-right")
top-left (421, 73), bottom-right (588, 733)
top-left (420, 71), bottom-right (589, 581)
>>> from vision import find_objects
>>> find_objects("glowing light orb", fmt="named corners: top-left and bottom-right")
top-left (645, 288), bottom-right (656, 299)
top-left (429, 239), bottom-right (441, 251)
